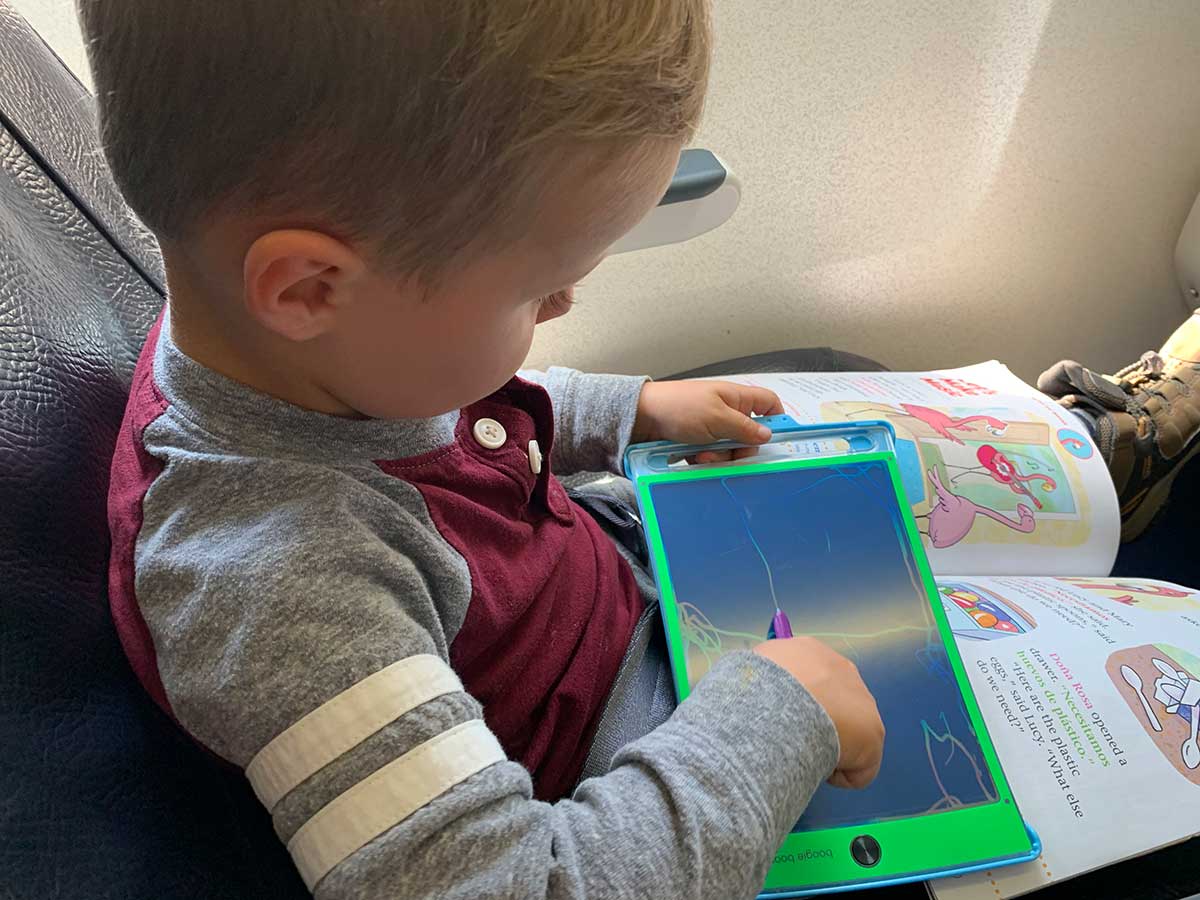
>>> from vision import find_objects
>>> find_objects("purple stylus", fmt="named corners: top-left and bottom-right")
top-left (770, 608), bottom-right (793, 639)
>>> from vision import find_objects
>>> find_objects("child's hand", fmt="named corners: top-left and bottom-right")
top-left (632, 381), bottom-right (785, 457)
top-left (755, 637), bottom-right (885, 790)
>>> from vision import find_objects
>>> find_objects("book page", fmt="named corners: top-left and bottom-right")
top-left (719, 363), bottom-right (1119, 576)
top-left (928, 577), bottom-right (1200, 899)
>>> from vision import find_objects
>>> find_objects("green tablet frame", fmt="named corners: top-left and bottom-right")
top-left (634, 451), bottom-right (1035, 895)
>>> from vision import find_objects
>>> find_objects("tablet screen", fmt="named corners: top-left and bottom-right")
top-left (647, 457), bottom-right (997, 832)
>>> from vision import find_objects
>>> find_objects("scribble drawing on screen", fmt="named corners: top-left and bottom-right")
top-left (922, 714), bottom-right (998, 812)
top-left (721, 477), bottom-right (783, 622)
top-left (663, 461), bottom-right (995, 822)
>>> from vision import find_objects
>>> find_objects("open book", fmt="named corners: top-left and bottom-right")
top-left (718, 364), bottom-right (1200, 898)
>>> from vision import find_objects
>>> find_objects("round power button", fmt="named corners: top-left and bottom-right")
top-left (850, 835), bottom-right (881, 868)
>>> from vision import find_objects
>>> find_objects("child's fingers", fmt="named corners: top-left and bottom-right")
top-left (827, 770), bottom-right (864, 790)
top-left (718, 384), bottom-right (785, 417)
top-left (828, 719), bottom-right (884, 790)
top-left (827, 757), bottom-right (882, 790)
top-left (753, 388), bottom-right (785, 416)
top-left (711, 405), bottom-right (773, 444)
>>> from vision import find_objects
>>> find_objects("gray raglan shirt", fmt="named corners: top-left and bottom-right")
top-left (106, 312), bottom-right (840, 899)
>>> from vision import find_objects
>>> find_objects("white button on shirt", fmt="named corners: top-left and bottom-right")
top-left (527, 440), bottom-right (543, 475)
top-left (472, 418), bottom-right (507, 450)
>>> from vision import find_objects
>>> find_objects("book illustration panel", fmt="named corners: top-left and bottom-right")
top-left (1056, 427), bottom-right (1093, 460)
top-left (824, 401), bottom-right (1090, 550)
top-left (937, 581), bottom-right (1038, 642)
top-left (1106, 644), bottom-right (1200, 785)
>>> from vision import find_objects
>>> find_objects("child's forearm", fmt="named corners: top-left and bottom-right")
top-left (315, 651), bottom-right (838, 900)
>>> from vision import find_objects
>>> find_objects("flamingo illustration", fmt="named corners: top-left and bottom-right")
top-left (919, 469), bottom-right (1036, 548)
top-left (948, 445), bottom-right (1058, 509)
top-left (976, 445), bottom-right (1056, 508)
top-left (899, 405), bottom-right (1008, 445)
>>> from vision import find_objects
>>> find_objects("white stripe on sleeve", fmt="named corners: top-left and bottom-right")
top-left (246, 654), bottom-right (463, 810)
top-left (287, 718), bottom-right (506, 890)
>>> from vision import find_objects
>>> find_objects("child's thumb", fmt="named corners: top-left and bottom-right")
top-left (716, 406), bottom-right (772, 444)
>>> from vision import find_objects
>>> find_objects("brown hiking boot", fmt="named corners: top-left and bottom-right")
top-left (1038, 311), bottom-right (1200, 542)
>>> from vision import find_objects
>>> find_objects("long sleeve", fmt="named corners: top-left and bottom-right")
top-left (518, 367), bottom-right (647, 475)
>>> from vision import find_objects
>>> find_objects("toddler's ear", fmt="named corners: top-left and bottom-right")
top-left (243, 230), bottom-right (366, 342)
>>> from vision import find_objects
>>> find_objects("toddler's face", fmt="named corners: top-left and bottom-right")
top-left (323, 140), bottom-right (683, 419)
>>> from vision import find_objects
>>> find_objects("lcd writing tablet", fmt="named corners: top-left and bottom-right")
top-left (634, 451), bottom-right (1035, 896)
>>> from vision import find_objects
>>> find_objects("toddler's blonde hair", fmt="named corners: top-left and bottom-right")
top-left (78, 0), bottom-right (711, 274)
